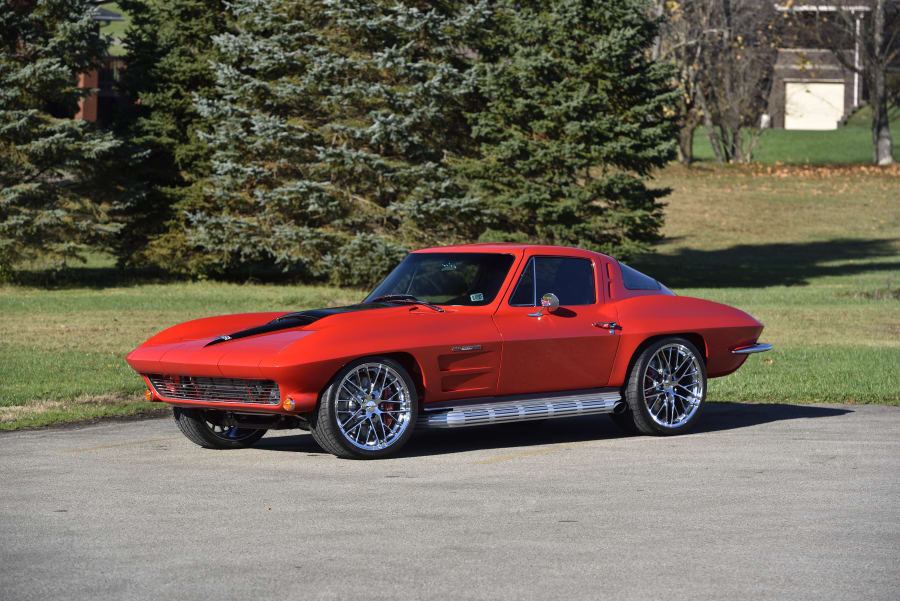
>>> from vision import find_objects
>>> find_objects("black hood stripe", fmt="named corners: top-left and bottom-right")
top-left (204, 303), bottom-right (392, 347)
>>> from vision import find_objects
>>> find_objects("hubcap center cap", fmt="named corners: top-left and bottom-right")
top-left (365, 400), bottom-right (378, 414)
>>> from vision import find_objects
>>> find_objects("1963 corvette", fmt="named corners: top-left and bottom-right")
top-left (126, 243), bottom-right (771, 459)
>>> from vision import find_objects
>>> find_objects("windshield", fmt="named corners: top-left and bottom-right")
top-left (364, 253), bottom-right (516, 306)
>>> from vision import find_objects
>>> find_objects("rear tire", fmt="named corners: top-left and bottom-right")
top-left (621, 337), bottom-right (707, 435)
top-left (173, 408), bottom-right (267, 449)
top-left (310, 357), bottom-right (417, 459)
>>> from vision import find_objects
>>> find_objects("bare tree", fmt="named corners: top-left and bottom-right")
top-left (659, 1), bottom-right (778, 164)
top-left (658, 1), bottom-right (724, 163)
top-left (781, 0), bottom-right (899, 165)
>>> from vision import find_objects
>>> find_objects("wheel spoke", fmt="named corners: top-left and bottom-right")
top-left (340, 407), bottom-right (365, 428)
top-left (671, 389), bottom-right (696, 403)
top-left (340, 382), bottom-right (356, 396)
top-left (672, 354), bottom-right (692, 377)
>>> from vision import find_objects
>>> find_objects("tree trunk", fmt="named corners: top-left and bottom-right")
top-left (650, 0), bottom-right (665, 61)
top-left (732, 127), bottom-right (745, 163)
top-left (746, 128), bottom-right (764, 162)
top-left (695, 82), bottom-right (726, 163)
top-left (678, 124), bottom-right (695, 165)
top-left (871, 0), bottom-right (895, 165)
top-left (719, 123), bottom-right (734, 162)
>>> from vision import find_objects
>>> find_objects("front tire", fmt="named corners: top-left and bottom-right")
top-left (173, 408), bottom-right (267, 449)
top-left (621, 337), bottom-right (707, 435)
top-left (310, 357), bottom-right (417, 459)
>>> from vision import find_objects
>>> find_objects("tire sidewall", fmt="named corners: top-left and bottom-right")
top-left (626, 337), bottom-right (707, 436)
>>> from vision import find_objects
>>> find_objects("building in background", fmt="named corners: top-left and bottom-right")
top-left (768, 1), bottom-right (899, 131)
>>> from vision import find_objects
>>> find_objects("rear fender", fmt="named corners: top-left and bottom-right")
top-left (608, 296), bottom-right (763, 385)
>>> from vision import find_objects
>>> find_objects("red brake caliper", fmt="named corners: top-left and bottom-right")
top-left (380, 389), bottom-right (394, 427)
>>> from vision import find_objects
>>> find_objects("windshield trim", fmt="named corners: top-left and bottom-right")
top-left (364, 252), bottom-right (518, 307)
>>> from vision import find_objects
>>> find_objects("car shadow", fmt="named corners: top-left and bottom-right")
top-left (252, 402), bottom-right (853, 458)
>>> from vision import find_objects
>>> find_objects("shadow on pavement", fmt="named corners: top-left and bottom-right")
top-left (252, 402), bottom-right (853, 458)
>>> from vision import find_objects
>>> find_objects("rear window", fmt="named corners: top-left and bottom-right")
top-left (618, 262), bottom-right (661, 291)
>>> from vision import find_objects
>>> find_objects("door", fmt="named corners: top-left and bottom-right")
top-left (493, 255), bottom-right (620, 396)
top-left (785, 82), bottom-right (844, 130)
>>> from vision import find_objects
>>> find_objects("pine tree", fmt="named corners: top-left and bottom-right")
top-left (113, 0), bottom-right (231, 271)
top-left (460, 0), bottom-right (678, 258)
top-left (0, 0), bottom-right (121, 276)
top-left (182, 0), bottom-right (491, 286)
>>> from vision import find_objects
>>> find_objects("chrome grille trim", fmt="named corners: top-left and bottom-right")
top-left (146, 374), bottom-right (281, 405)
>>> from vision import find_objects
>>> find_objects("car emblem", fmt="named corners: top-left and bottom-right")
top-left (451, 345), bottom-right (482, 352)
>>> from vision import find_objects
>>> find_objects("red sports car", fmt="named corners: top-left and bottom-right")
top-left (127, 244), bottom-right (771, 459)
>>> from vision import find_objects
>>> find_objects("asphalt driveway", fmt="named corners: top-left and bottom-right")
top-left (1, 402), bottom-right (898, 601)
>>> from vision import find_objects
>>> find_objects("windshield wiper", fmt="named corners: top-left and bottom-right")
top-left (369, 294), bottom-right (445, 312)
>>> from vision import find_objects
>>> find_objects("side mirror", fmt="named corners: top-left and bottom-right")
top-left (528, 292), bottom-right (560, 317)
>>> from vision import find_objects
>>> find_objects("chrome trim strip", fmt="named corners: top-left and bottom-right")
top-left (418, 391), bottom-right (622, 429)
top-left (731, 343), bottom-right (773, 355)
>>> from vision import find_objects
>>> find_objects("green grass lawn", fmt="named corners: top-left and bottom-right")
top-left (632, 163), bottom-right (899, 405)
top-left (2, 163), bottom-right (898, 429)
top-left (693, 106), bottom-right (900, 164)
top-left (98, 2), bottom-right (128, 57)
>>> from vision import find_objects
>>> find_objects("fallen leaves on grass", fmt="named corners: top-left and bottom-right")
top-left (671, 163), bottom-right (900, 179)
top-left (755, 163), bottom-right (900, 179)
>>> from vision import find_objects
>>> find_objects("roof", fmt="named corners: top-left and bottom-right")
top-left (412, 242), bottom-right (615, 260)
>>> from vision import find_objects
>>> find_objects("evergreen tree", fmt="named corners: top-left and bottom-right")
top-left (0, 0), bottom-right (121, 276)
top-left (461, 0), bottom-right (678, 258)
top-left (113, 0), bottom-right (231, 271)
top-left (183, 0), bottom-right (491, 286)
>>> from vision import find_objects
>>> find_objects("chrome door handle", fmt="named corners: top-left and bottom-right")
top-left (592, 322), bottom-right (619, 334)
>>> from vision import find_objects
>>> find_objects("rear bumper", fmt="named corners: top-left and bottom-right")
top-left (731, 343), bottom-right (773, 355)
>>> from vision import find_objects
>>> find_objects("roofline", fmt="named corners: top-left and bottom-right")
top-left (411, 243), bottom-right (615, 261)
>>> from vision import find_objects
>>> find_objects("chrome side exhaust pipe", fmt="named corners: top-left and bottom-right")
top-left (419, 390), bottom-right (622, 429)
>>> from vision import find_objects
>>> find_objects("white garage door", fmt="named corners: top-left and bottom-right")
top-left (785, 82), bottom-right (845, 130)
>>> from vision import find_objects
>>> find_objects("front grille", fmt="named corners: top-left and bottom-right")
top-left (146, 374), bottom-right (281, 405)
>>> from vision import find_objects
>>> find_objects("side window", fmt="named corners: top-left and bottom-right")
top-left (509, 257), bottom-right (595, 306)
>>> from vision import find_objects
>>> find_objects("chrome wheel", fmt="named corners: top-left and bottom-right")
top-left (335, 362), bottom-right (413, 451)
top-left (642, 343), bottom-right (704, 428)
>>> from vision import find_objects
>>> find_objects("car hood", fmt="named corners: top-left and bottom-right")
top-left (202, 303), bottom-right (396, 346)
top-left (126, 303), bottom-right (403, 377)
